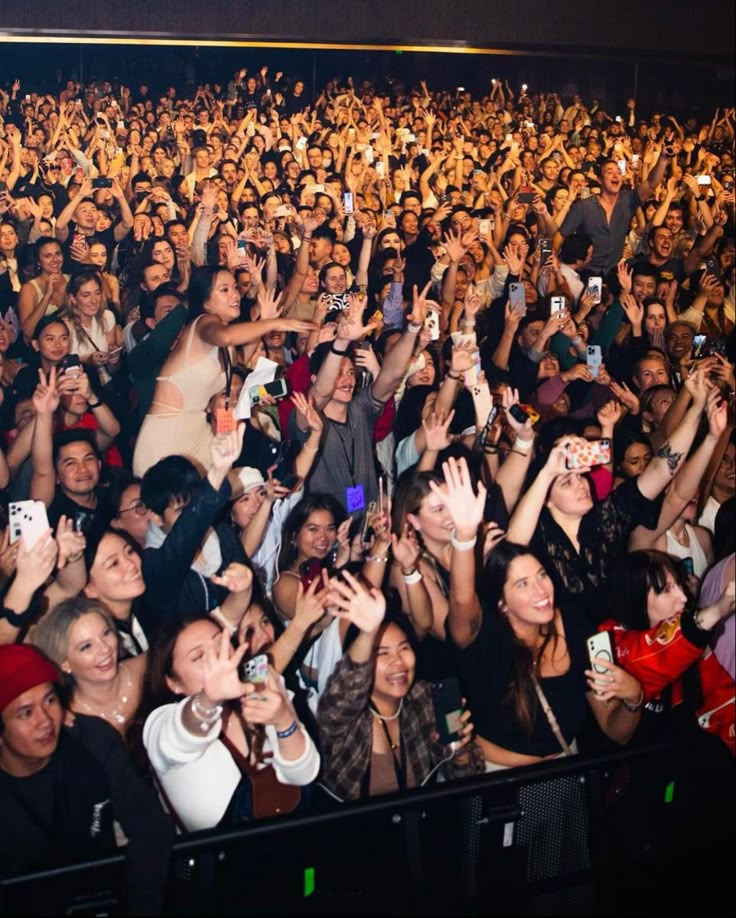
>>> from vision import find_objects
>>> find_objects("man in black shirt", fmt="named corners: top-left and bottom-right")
top-left (0, 644), bottom-right (172, 914)
top-left (30, 376), bottom-right (115, 541)
top-left (54, 175), bottom-right (133, 275)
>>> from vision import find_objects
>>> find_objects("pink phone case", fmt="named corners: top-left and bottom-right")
top-left (566, 438), bottom-right (611, 469)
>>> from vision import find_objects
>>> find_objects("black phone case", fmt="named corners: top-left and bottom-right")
top-left (431, 678), bottom-right (463, 746)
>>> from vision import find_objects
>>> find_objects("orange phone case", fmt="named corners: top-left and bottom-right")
top-left (215, 408), bottom-right (237, 435)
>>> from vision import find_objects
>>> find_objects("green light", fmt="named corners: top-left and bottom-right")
top-left (395, 49), bottom-right (403, 55)
top-left (303, 866), bottom-right (315, 898)
top-left (664, 781), bottom-right (675, 804)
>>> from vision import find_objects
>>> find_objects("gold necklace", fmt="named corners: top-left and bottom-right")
top-left (76, 665), bottom-right (132, 726)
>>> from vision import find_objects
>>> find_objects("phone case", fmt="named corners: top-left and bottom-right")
top-left (509, 283), bottom-right (525, 311)
top-left (587, 632), bottom-right (614, 695)
top-left (240, 654), bottom-right (269, 685)
top-left (299, 558), bottom-right (324, 592)
top-left (215, 408), bottom-right (237, 435)
top-left (9, 500), bottom-right (50, 548)
top-left (566, 438), bottom-right (611, 469)
top-left (431, 678), bottom-right (464, 746)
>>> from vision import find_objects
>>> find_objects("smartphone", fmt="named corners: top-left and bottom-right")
top-left (480, 405), bottom-right (499, 448)
top-left (631, 154), bottom-right (641, 166)
top-left (586, 344), bottom-right (602, 378)
top-left (566, 438), bottom-right (611, 469)
top-left (693, 334), bottom-right (707, 355)
top-left (361, 500), bottom-right (378, 546)
top-left (586, 276), bottom-right (602, 305)
top-left (374, 160), bottom-right (385, 178)
top-left (71, 232), bottom-right (88, 249)
top-left (681, 557), bottom-right (695, 576)
top-left (312, 183), bottom-right (325, 194)
top-left (509, 282), bottom-right (526, 312)
top-left (250, 379), bottom-right (288, 404)
top-left (463, 348), bottom-right (482, 388)
top-left (295, 136), bottom-right (308, 150)
top-left (342, 192), bottom-right (354, 215)
top-left (579, 186), bottom-right (591, 200)
top-left (238, 653), bottom-right (269, 685)
top-left (724, 181), bottom-right (734, 193)
top-left (696, 175), bottom-right (711, 186)
top-left (505, 133), bottom-right (513, 143)
top-left (617, 159), bottom-right (627, 175)
top-left (273, 204), bottom-right (292, 218)
top-left (299, 557), bottom-right (324, 592)
top-left (431, 678), bottom-right (464, 746)
top-left (58, 354), bottom-right (82, 377)
top-left (550, 296), bottom-right (566, 318)
top-left (92, 177), bottom-right (112, 189)
top-left (517, 186), bottom-right (536, 204)
top-left (215, 407), bottom-right (237, 435)
top-left (538, 237), bottom-right (553, 264)
top-left (0, 181), bottom-right (7, 194)
top-left (587, 631), bottom-right (615, 696)
top-left (9, 501), bottom-right (50, 549)
top-left (424, 309), bottom-right (440, 341)
top-left (363, 146), bottom-right (375, 165)
top-left (279, 472), bottom-right (301, 492)
top-left (478, 218), bottom-right (491, 236)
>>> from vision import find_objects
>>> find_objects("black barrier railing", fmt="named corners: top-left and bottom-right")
top-left (1, 732), bottom-right (733, 916)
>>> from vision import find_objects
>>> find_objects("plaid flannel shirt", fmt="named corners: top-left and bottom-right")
top-left (317, 654), bottom-right (484, 800)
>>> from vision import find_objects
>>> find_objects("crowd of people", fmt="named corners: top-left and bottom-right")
top-left (0, 61), bottom-right (734, 910)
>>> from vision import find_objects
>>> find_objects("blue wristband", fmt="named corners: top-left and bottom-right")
top-left (276, 720), bottom-right (298, 739)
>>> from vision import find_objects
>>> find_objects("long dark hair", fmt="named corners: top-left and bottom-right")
top-left (276, 492), bottom-right (346, 573)
top-left (609, 550), bottom-right (693, 631)
top-left (126, 614), bottom-right (216, 775)
top-left (484, 541), bottom-right (559, 736)
top-left (188, 265), bottom-right (233, 318)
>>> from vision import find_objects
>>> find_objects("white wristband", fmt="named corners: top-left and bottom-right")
top-left (450, 531), bottom-right (477, 551)
top-left (514, 435), bottom-right (534, 451)
top-left (401, 569), bottom-right (423, 585)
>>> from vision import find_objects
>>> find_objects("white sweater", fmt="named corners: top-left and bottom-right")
top-left (143, 696), bottom-right (320, 832)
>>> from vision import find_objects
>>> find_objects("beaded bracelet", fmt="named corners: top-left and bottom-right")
top-left (191, 693), bottom-right (223, 731)
top-left (276, 720), bottom-right (299, 739)
top-left (365, 553), bottom-right (389, 563)
top-left (303, 443), bottom-right (320, 452)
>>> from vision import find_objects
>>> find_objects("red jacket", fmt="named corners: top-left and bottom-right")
top-left (600, 613), bottom-right (735, 756)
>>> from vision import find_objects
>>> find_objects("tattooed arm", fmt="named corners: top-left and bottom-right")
top-left (636, 368), bottom-right (709, 501)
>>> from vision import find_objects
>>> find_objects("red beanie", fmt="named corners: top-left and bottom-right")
top-left (0, 644), bottom-right (61, 713)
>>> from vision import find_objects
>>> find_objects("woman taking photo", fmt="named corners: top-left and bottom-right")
top-left (63, 270), bottom-right (124, 387)
top-left (599, 550), bottom-right (735, 753)
top-left (506, 368), bottom-right (710, 619)
top-left (317, 571), bottom-right (484, 800)
top-left (438, 457), bottom-right (643, 768)
top-left (133, 266), bottom-right (313, 476)
top-left (32, 597), bottom-right (146, 736)
top-left (17, 236), bottom-right (68, 341)
top-left (135, 616), bottom-right (319, 831)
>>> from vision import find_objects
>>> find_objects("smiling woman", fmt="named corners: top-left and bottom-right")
top-left (132, 265), bottom-right (313, 476)
top-left (31, 597), bottom-right (147, 737)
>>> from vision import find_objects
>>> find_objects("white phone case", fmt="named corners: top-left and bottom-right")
top-left (587, 631), bottom-right (614, 694)
top-left (9, 500), bottom-right (50, 549)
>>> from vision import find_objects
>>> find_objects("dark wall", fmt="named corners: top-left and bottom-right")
top-left (1, 0), bottom-right (734, 57)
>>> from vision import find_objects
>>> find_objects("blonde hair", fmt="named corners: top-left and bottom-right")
top-left (32, 598), bottom-right (118, 683)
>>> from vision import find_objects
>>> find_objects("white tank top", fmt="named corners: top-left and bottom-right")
top-left (665, 524), bottom-right (710, 578)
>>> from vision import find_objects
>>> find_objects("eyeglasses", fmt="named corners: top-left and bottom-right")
top-left (720, 454), bottom-right (736, 468)
top-left (118, 500), bottom-right (147, 517)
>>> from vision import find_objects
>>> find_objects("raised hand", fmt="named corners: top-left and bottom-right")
top-left (208, 422), bottom-right (246, 489)
top-left (55, 515), bottom-right (86, 570)
top-left (501, 386), bottom-right (534, 437)
top-left (211, 562), bottom-right (253, 595)
top-left (292, 391), bottom-right (323, 433)
top-left (704, 387), bottom-right (728, 440)
top-left (326, 569), bottom-right (386, 634)
top-left (391, 523), bottom-right (422, 573)
top-left (14, 529), bottom-right (58, 594)
top-left (597, 399), bottom-right (622, 431)
top-left (407, 281), bottom-right (432, 326)
top-left (617, 259), bottom-right (633, 295)
top-left (257, 287), bottom-right (283, 321)
top-left (201, 628), bottom-right (250, 705)
top-left (430, 456), bottom-right (487, 539)
top-left (422, 408), bottom-right (455, 452)
top-left (450, 340), bottom-right (477, 374)
top-left (620, 292), bottom-right (643, 330)
top-left (32, 367), bottom-right (60, 416)
top-left (609, 379), bottom-right (640, 415)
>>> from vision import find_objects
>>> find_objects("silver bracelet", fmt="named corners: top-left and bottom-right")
top-left (191, 693), bottom-right (223, 731)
